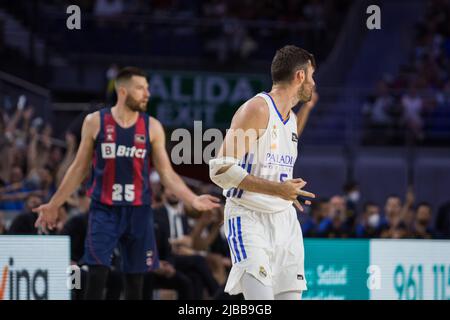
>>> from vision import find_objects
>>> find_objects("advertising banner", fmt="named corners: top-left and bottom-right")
top-left (303, 239), bottom-right (450, 300)
top-left (0, 236), bottom-right (70, 300)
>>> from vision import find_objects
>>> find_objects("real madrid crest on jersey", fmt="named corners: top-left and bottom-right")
top-left (259, 266), bottom-right (267, 278)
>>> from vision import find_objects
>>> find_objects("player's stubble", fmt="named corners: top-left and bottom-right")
top-left (125, 94), bottom-right (148, 112)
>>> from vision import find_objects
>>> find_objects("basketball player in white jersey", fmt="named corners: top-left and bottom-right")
top-left (209, 45), bottom-right (317, 300)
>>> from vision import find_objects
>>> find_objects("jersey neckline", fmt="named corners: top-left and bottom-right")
top-left (261, 92), bottom-right (290, 125)
top-left (107, 107), bottom-right (141, 130)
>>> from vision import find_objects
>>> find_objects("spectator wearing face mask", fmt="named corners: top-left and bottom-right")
top-left (355, 202), bottom-right (383, 238)
top-left (343, 181), bottom-right (360, 217)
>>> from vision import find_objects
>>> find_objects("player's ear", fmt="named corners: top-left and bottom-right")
top-left (295, 69), bottom-right (306, 85)
top-left (117, 85), bottom-right (127, 97)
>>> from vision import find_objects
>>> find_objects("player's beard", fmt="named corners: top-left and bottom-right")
top-left (297, 82), bottom-right (313, 103)
top-left (125, 95), bottom-right (148, 112)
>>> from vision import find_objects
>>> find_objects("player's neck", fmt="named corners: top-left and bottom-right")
top-left (268, 86), bottom-right (298, 119)
top-left (111, 104), bottom-right (139, 127)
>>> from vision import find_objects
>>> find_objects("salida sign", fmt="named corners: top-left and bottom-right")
top-left (147, 71), bottom-right (269, 129)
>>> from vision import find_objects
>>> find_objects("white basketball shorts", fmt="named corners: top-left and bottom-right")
top-left (223, 201), bottom-right (307, 295)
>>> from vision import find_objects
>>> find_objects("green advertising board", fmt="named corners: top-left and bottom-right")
top-left (147, 70), bottom-right (270, 129)
top-left (303, 239), bottom-right (370, 300)
top-left (303, 239), bottom-right (450, 300)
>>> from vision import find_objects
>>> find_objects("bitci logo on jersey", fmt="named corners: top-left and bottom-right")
top-left (101, 143), bottom-right (147, 159)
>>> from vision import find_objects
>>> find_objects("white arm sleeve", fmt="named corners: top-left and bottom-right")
top-left (209, 157), bottom-right (249, 190)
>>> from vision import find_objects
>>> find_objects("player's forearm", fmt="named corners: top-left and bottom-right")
top-left (237, 174), bottom-right (282, 198)
top-left (160, 169), bottom-right (196, 205)
top-left (56, 149), bottom-right (76, 187)
top-left (49, 163), bottom-right (88, 207)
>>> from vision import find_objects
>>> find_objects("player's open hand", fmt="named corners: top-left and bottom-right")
top-left (32, 202), bottom-right (59, 233)
top-left (192, 194), bottom-right (221, 212)
top-left (278, 178), bottom-right (315, 212)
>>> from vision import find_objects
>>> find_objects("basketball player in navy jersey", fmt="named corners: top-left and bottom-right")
top-left (33, 67), bottom-right (220, 299)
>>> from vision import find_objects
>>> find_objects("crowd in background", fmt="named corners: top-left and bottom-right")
top-left (2, 0), bottom-right (350, 66)
top-left (362, 0), bottom-right (450, 146)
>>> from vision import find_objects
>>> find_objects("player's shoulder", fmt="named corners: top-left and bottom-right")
top-left (148, 116), bottom-right (163, 130)
top-left (236, 95), bottom-right (269, 120)
top-left (82, 111), bottom-right (101, 139)
top-left (148, 116), bottom-right (165, 143)
top-left (84, 110), bottom-right (100, 125)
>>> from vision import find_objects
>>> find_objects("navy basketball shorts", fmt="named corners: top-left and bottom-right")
top-left (82, 200), bottom-right (159, 273)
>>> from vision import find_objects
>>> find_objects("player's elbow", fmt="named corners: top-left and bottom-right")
top-left (209, 157), bottom-right (248, 190)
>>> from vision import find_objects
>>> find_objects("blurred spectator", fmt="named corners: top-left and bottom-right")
top-left (362, 81), bottom-right (400, 145)
top-left (382, 195), bottom-right (403, 230)
top-left (402, 84), bottom-right (424, 142)
top-left (143, 207), bottom-right (195, 300)
top-left (190, 206), bottom-right (231, 286)
top-left (0, 211), bottom-right (7, 234)
top-left (7, 194), bottom-right (43, 234)
top-left (150, 171), bottom-right (164, 209)
top-left (300, 198), bottom-right (329, 237)
top-left (383, 221), bottom-right (411, 239)
top-left (152, 187), bottom-right (220, 299)
top-left (380, 193), bottom-right (417, 239)
top-left (411, 202), bottom-right (435, 239)
top-left (343, 181), bottom-right (360, 213)
top-left (435, 201), bottom-right (450, 239)
top-left (366, 0), bottom-right (450, 146)
top-left (0, 166), bottom-right (30, 211)
top-left (355, 202), bottom-right (382, 238)
top-left (316, 195), bottom-right (352, 238)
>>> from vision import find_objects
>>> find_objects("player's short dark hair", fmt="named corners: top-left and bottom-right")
top-left (271, 45), bottom-right (316, 84)
top-left (115, 67), bottom-right (147, 84)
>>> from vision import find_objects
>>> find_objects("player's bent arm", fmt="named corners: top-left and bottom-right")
top-left (48, 112), bottom-right (98, 207)
top-left (210, 98), bottom-right (279, 193)
top-left (149, 117), bottom-right (197, 205)
top-left (296, 90), bottom-right (318, 137)
top-left (296, 106), bottom-right (313, 137)
top-left (210, 98), bottom-right (314, 201)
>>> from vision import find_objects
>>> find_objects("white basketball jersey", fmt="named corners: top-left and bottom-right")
top-left (224, 92), bottom-right (299, 213)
